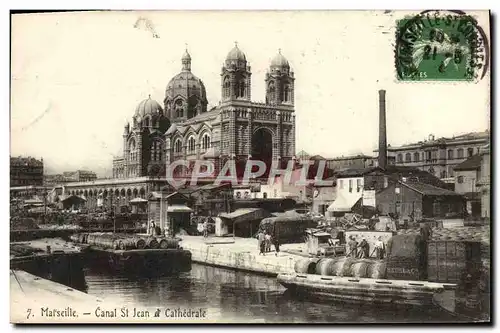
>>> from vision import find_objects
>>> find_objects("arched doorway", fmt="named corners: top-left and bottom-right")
top-left (251, 128), bottom-right (273, 178)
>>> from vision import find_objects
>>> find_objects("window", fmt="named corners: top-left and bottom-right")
top-left (174, 139), bottom-right (182, 153)
top-left (175, 100), bottom-right (184, 118)
top-left (457, 148), bottom-right (464, 158)
top-left (467, 148), bottom-right (474, 157)
top-left (284, 84), bottom-right (291, 102)
top-left (405, 153), bottom-right (411, 162)
top-left (448, 149), bottom-right (454, 159)
top-left (201, 134), bottom-right (211, 151)
top-left (397, 154), bottom-right (403, 163)
top-left (273, 189), bottom-right (278, 198)
top-left (457, 176), bottom-right (464, 184)
top-left (188, 136), bottom-right (196, 153)
top-left (151, 140), bottom-right (162, 161)
top-left (235, 80), bottom-right (246, 98)
top-left (413, 152), bottom-right (419, 162)
top-left (129, 139), bottom-right (136, 161)
top-left (144, 117), bottom-right (150, 127)
top-left (426, 151), bottom-right (432, 161)
top-left (263, 192), bottom-right (268, 199)
top-left (223, 77), bottom-right (231, 98)
top-left (338, 179), bottom-right (344, 189)
top-left (349, 179), bottom-right (353, 193)
top-left (440, 171), bottom-right (447, 178)
top-left (356, 179), bottom-right (362, 192)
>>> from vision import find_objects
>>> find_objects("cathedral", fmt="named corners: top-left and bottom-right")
top-left (112, 43), bottom-right (296, 180)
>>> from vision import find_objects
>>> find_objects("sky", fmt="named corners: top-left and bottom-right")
top-left (10, 10), bottom-right (490, 177)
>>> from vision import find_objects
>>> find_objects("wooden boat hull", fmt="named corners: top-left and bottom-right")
top-left (277, 273), bottom-right (456, 307)
top-left (87, 247), bottom-right (192, 276)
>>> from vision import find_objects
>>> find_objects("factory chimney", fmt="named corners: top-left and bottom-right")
top-left (378, 89), bottom-right (387, 170)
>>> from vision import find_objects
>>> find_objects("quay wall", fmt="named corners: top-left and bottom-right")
top-left (180, 236), bottom-right (297, 276)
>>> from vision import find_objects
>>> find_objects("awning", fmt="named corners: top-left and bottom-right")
top-left (28, 206), bottom-right (53, 214)
top-left (219, 208), bottom-right (268, 224)
top-left (129, 197), bottom-right (148, 204)
top-left (24, 199), bottom-right (43, 205)
top-left (327, 193), bottom-right (362, 212)
top-left (167, 205), bottom-right (193, 213)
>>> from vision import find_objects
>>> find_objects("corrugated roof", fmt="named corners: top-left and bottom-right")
top-left (402, 182), bottom-right (462, 196)
top-left (219, 208), bottom-right (261, 219)
top-left (454, 154), bottom-right (481, 171)
top-left (335, 167), bottom-right (377, 178)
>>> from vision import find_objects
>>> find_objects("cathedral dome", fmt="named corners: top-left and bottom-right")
top-left (226, 44), bottom-right (246, 62)
top-left (165, 72), bottom-right (207, 102)
top-left (270, 50), bottom-right (289, 69)
top-left (165, 49), bottom-right (208, 122)
top-left (135, 96), bottom-right (163, 117)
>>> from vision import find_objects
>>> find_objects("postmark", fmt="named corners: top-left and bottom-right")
top-left (395, 10), bottom-right (490, 81)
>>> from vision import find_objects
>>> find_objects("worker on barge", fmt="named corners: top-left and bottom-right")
top-left (257, 231), bottom-right (265, 255)
top-left (347, 236), bottom-right (358, 257)
top-left (357, 238), bottom-right (370, 258)
top-left (374, 236), bottom-right (385, 259)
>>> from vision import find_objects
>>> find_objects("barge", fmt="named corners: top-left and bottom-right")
top-left (10, 238), bottom-right (87, 291)
top-left (72, 232), bottom-right (192, 275)
top-left (277, 272), bottom-right (455, 306)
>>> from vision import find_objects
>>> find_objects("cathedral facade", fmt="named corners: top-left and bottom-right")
top-left (113, 44), bottom-right (296, 180)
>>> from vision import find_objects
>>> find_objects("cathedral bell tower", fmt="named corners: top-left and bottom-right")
top-left (265, 49), bottom-right (294, 105)
top-left (221, 42), bottom-right (252, 101)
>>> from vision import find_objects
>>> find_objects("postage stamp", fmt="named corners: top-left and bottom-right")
top-left (395, 10), bottom-right (490, 81)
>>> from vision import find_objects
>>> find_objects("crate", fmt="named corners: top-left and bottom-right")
top-left (427, 241), bottom-right (482, 284)
top-left (386, 257), bottom-right (424, 281)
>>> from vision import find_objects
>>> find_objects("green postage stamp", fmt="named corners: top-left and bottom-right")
top-left (395, 10), bottom-right (489, 82)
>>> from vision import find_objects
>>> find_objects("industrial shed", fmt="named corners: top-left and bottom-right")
top-left (376, 181), bottom-right (465, 221)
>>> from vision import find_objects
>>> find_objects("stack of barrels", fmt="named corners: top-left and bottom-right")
top-left (70, 232), bottom-right (180, 251)
top-left (294, 257), bottom-right (387, 279)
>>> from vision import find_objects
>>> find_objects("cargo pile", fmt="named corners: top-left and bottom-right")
top-left (10, 243), bottom-right (44, 257)
top-left (10, 217), bottom-right (39, 231)
top-left (37, 224), bottom-right (82, 230)
top-left (397, 226), bottom-right (489, 244)
top-left (294, 257), bottom-right (387, 279)
top-left (69, 232), bottom-right (179, 251)
top-left (386, 234), bottom-right (425, 281)
top-left (398, 226), bottom-right (490, 265)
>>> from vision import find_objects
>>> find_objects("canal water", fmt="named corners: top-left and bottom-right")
top-left (83, 263), bottom-right (461, 323)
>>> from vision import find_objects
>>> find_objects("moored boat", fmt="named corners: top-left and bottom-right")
top-left (277, 272), bottom-right (456, 306)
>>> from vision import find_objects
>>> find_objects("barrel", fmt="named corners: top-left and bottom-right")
top-left (315, 258), bottom-right (338, 276)
top-left (157, 238), bottom-right (168, 249)
top-left (158, 238), bottom-right (179, 249)
top-left (349, 259), bottom-right (371, 278)
top-left (366, 261), bottom-right (387, 279)
top-left (336, 257), bottom-right (357, 277)
top-left (118, 236), bottom-right (146, 250)
top-left (294, 258), bottom-right (318, 274)
top-left (145, 237), bottom-right (159, 249)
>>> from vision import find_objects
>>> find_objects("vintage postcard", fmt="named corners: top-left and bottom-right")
top-left (10, 10), bottom-right (491, 324)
